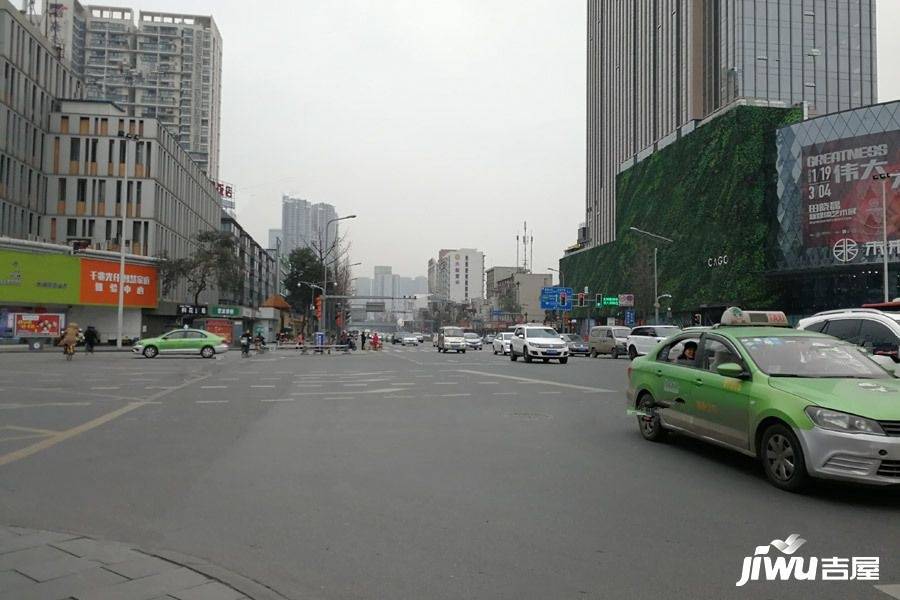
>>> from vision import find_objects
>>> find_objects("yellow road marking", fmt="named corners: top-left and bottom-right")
top-left (0, 402), bottom-right (148, 467)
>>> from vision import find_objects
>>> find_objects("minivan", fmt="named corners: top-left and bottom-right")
top-left (588, 326), bottom-right (632, 358)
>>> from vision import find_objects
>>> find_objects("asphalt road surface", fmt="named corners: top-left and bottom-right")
top-left (0, 344), bottom-right (898, 600)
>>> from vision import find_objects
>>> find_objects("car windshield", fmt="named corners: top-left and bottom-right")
top-left (443, 328), bottom-right (463, 337)
top-left (613, 328), bottom-right (631, 337)
top-left (740, 336), bottom-right (891, 379)
top-left (527, 328), bottom-right (560, 338)
top-left (501, 333), bottom-right (513, 340)
top-left (464, 333), bottom-right (480, 339)
top-left (563, 334), bottom-right (581, 342)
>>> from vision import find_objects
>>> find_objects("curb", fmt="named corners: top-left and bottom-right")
top-left (146, 549), bottom-right (294, 600)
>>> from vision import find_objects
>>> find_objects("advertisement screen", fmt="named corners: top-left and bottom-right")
top-left (801, 131), bottom-right (900, 253)
top-left (204, 319), bottom-right (234, 344)
top-left (79, 259), bottom-right (158, 308)
top-left (14, 313), bottom-right (64, 337)
top-left (0, 250), bottom-right (80, 305)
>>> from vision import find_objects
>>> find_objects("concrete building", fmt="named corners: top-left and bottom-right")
top-left (585, 0), bottom-right (878, 248)
top-left (221, 215), bottom-right (276, 310)
top-left (47, 1), bottom-right (223, 178)
top-left (485, 266), bottom-right (520, 300)
top-left (1, 0), bottom-right (84, 241)
top-left (280, 195), bottom-right (339, 255)
top-left (431, 248), bottom-right (485, 303)
top-left (494, 271), bottom-right (552, 323)
top-left (354, 276), bottom-right (372, 297)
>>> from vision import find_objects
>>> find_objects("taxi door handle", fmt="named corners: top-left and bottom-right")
top-left (655, 369), bottom-right (663, 377)
top-left (694, 378), bottom-right (703, 387)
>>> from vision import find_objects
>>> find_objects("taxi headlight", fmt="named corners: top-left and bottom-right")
top-left (804, 406), bottom-right (885, 435)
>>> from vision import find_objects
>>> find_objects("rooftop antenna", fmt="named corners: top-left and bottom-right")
top-left (516, 234), bottom-right (519, 272)
top-left (46, 1), bottom-right (66, 61)
top-left (522, 221), bottom-right (528, 272)
top-left (530, 233), bottom-right (534, 275)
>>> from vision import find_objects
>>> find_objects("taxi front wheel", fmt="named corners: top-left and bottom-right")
top-left (637, 394), bottom-right (667, 442)
top-left (760, 423), bottom-right (809, 492)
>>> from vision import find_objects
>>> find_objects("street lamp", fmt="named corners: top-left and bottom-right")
top-left (629, 227), bottom-right (674, 324)
top-left (547, 267), bottom-right (563, 331)
top-left (322, 215), bottom-right (357, 331)
top-left (874, 173), bottom-right (899, 302)
top-left (115, 129), bottom-right (140, 349)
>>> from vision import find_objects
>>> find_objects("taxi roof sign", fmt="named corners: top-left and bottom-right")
top-left (719, 307), bottom-right (790, 327)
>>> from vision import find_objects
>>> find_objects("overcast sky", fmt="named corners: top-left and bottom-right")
top-left (34, 1), bottom-right (900, 281)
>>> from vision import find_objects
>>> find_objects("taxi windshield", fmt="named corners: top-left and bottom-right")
top-left (739, 336), bottom-right (891, 379)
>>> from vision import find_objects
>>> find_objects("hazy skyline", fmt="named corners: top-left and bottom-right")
top-left (29, 1), bottom-right (900, 281)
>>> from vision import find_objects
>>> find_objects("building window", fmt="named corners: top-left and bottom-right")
top-left (66, 218), bottom-right (76, 237)
top-left (69, 137), bottom-right (80, 161)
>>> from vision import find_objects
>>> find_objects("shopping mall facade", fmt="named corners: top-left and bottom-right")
top-left (559, 100), bottom-right (900, 328)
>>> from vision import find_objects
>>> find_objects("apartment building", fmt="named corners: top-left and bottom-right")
top-left (47, 1), bottom-right (223, 178)
top-left (221, 215), bottom-right (277, 310)
top-left (430, 248), bottom-right (485, 304)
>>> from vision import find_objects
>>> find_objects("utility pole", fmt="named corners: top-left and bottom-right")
top-left (629, 227), bottom-right (673, 324)
top-left (115, 129), bottom-right (139, 348)
top-left (874, 172), bottom-right (898, 302)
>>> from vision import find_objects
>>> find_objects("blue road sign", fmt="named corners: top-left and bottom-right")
top-left (540, 287), bottom-right (574, 311)
top-left (491, 309), bottom-right (503, 317)
top-left (624, 309), bottom-right (636, 327)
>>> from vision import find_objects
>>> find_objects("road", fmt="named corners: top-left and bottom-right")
top-left (0, 344), bottom-right (897, 599)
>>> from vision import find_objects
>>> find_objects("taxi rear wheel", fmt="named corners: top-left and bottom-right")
top-left (760, 423), bottom-right (809, 492)
top-left (200, 346), bottom-right (215, 359)
top-left (637, 393), bottom-right (666, 442)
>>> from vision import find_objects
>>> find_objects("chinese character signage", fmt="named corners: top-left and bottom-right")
top-left (178, 304), bottom-right (208, 316)
top-left (79, 259), bottom-right (158, 308)
top-left (211, 180), bottom-right (235, 211)
top-left (801, 131), bottom-right (900, 250)
top-left (13, 313), bottom-right (64, 337)
top-left (210, 305), bottom-right (240, 318)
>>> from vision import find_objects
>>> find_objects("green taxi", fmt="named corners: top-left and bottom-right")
top-left (626, 307), bottom-right (900, 491)
top-left (132, 328), bottom-right (229, 359)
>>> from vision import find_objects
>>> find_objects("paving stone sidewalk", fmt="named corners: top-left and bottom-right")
top-left (0, 526), bottom-right (284, 600)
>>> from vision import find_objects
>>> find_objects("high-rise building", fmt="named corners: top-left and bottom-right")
top-left (280, 196), bottom-right (339, 255)
top-left (268, 229), bottom-right (282, 251)
top-left (430, 249), bottom-right (485, 303)
top-left (47, 1), bottom-right (223, 178)
top-left (585, 0), bottom-right (878, 248)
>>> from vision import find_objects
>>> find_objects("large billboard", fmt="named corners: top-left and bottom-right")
top-left (0, 249), bottom-right (157, 308)
top-left (801, 131), bottom-right (900, 258)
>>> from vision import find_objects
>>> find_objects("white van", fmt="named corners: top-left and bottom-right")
top-left (437, 326), bottom-right (467, 353)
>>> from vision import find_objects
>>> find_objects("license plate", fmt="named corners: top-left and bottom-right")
top-left (546, 350), bottom-right (558, 355)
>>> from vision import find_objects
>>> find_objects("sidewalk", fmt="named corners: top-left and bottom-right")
top-left (0, 345), bottom-right (133, 354)
top-left (0, 526), bottom-right (288, 600)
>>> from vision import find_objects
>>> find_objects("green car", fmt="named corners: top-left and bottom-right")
top-left (626, 307), bottom-right (900, 491)
top-left (133, 328), bottom-right (229, 359)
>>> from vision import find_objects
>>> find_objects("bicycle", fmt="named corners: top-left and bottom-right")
top-left (63, 343), bottom-right (76, 361)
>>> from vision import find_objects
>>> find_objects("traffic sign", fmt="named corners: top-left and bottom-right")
top-left (618, 293), bottom-right (634, 307)
top-left (601, 295), bottom-right (619, 307)
top-left (540, 287), bottom-right (573, 311)
top-left (625, 309), bottom-right (636, 327)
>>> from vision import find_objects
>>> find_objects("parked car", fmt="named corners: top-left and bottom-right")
top-left (588, 325), bottom-right (632, 359)
top-left (133, 328), bottom-right (228, 359)
top-left (510, 324), bottom-right (569, 364)
top-left (492, 332), bottom-right (513, 355)
top-left (561, 333), bottom-right (590, 356)
top-left (626, 325), bottom-right (682, 359)
top-left (437, 326), bottom-right (467, 353)
top-left (464, 332), bottom-right (483, 350)
top-left (797, 308), bottom-right (900, 361)
top-left (627, 307), bottom-right (900, 491)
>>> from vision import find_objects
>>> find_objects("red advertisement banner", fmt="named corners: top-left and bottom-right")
top-left (14, 313), bottom-right (63, 337)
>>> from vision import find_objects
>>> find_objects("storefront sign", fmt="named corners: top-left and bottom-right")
top-left (801, 131), bottom-right (900, 251)
top-left (209, 305), bottom-right (240, 317)
top-left (178, 304), bottom-right (208, 316)
top-left (79, 258), bottom-right (158, 308)
top-left (617, 293), bottom-right (635, 307)
top-left (706, 255), bottom-right (729, 268)
top-left (13, 313), bottom-right (64, 337)
top-left (0, 250), bottom-right (80, 305)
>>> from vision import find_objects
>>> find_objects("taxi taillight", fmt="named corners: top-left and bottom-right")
top-left (626, 366), bottom-right (633, 380)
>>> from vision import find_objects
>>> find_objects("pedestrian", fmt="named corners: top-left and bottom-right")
top-left (83, 325), bottom-right (100, 354)
top-left (361, 331), bottom-right (368, 350)
top-left (371, 331), bottom-right (380, 351)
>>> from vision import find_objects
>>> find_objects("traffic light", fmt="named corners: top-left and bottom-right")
top-left (559, 291), bottom-right (568, 307)
top-left (595, 293), bottom-right (603, 308)
top-left (315, 296), bottom-right (323, 320)
top-left (576, 292), bottom-right (585, 307)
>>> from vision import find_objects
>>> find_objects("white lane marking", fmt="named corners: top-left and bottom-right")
top-left (290, 387), bottom-right (404, 396)
top-left (343, 383), bottom-right (369, 387)
top-left (538, 391), bottom-right (562, 395)
top-left (433, 382), bottom-right (458, 385)
top-left (196, 400), bottom-right (229, 404)
top-left (144, 386), bottom-right (173, 390)
top-left (492, 392), bottom-right (517, 396)
top-left (390, 383), bottom-right (416, 386)
top-left (201, 385), bottom-right (228, 389)
top-left (456, 370), bottom-right (614, 393)
top-left (91, 386), bottom-right (120, 390)
top-left (476, 381), bottom-right (499, 385)
top-left (440, 393), bottom-right (471, 398)
top-left (261, 398), bottom-right (295, 403)
top-left (251, 385), bottom-right (276, 388)
top-left (220, 378), bottom-right (239, 381)
top-left (0, 402), bottom-right (93, 410)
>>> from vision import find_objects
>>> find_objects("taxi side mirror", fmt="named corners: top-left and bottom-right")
top-left (716, 362), bottom-right (746, 379)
